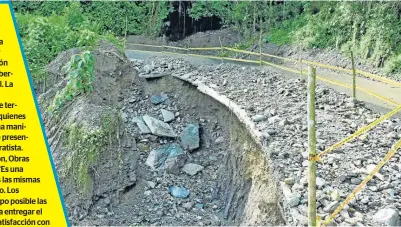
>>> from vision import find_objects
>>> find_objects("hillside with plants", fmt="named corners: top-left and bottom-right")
top-left (187, 1), bottom-right (401, 76)
top-left (14, 1), bottom-right (401, 79)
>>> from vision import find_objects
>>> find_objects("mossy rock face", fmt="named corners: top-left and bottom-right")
top-left (61, 104), bottom-right (121, 194)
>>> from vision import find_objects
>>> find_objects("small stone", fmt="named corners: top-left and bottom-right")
top-left (340, 210), bottom-right (350, 219)
top-left (360, 197), bottom-right (369, 204)
top-left (323, 201), bottom-right (340, 213)
top-left (129, 172), bottom-right (136, 182)
top-left (180, 124), bottom-right (200, 151)
top-left (279, 118), bottom-right (291, 126)
top-left (161, 109), bottom-right (175, 122)
top-left (144, 190), bottom-right (152, 196)
top-left (359, 134), bottom-right (369, 143)
top-left (264, 129), bottom-right (277, 135)
top-left (366, 164), bottom-right (384, 180)
top-left (137, 121), bottom-right (151, 134)
top-left (330, 190), bottom-right (341, 201)
top-left (351, 178), bottom-right (362, 185)
top-left (151, 94), bottom-right (168, 104)
top-left (169, 186), bottom-right (189, 198)
top-left (339, 174), bottom-right (347, 182)
top-left (316, 177), bottom-right (326, 187)
top-left (195, 203), bottom-right (204, 210)
top-left (147, 181), bottom-right (156, 189)
top-left (182, 202), bottom-right (194, 210)
top-left (252, 115), bottom-right (267, 122)
top-left (143, 64), bottom-right (154, 73)
top-left (215, 136), bottom-right (224, 144)
top-left (289, 194), bottom-right (301, 207)
top-left (373, 208), bottom-right (400, 226)
top-left (387, 131), bottom-right (400, 139)
top-left (284, 178), bottom-right (295, 186)
top-left (143, 115), bottom-right (177, 138)
top-left (104, 197), bottom-right (111, 205)
top-left (138, 143), bottom-right (150, 152)
top-left (182, 163), bottom-right (204, 176)
top-left (268, 116), bottom-right (281, 125)
top-left (145, 143), bottom-right (186, 174)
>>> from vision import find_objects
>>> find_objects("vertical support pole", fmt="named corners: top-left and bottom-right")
top-left (307, 65), bottom-right (317, 227)
top-left (351, 50), bottom-right (356, 101)
top-left (259, 25), bottom-right (262, 66)
top-left (219, 36), bottom-right (224, 64)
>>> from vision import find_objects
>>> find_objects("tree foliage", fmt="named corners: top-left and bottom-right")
top-left (16, 3), bottom-right (124, 88)
top-left (13, 1), bottom-right (401, 74)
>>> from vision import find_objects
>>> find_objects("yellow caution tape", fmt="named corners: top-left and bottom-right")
top-left (163, 45), bottom-right (189, 51)
top-left (302, 59), bottom-right (353, 74)
top-left (223, 47), bottom-right (260, 56)
top-left (316, 105), bottom-right (401, 160)
top-left (187, 53), bottom-right (223, 60)
top-left (128, 47), bottom-right (399, 109)
top-left (316, 76), bottom-right (400, 107)
top-left (127, 43), bottom-right (164, 48)
top-left (259, 60), bottom-right (400, 107)
top-left (357, 70), bottom-right (401, 88)
top-left (222, 57), bottom-right (260, 64)
top-left (129, 43), bottom-right (401, 88)
top-left (188, 47), bottom-right (222, 50)
top-left (321, 139), bottom-right (401, 227)
top-left (262, 60), bottom-right (302, 74)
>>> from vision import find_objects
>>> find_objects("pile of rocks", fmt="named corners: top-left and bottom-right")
top-left (126, 91), bottom-right (204, 191)
top-left (133, 56), bottom-right (401, 226)
top-left (116, 70), bottom-right (230, 225)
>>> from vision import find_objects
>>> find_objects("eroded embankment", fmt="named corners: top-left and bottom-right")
top-left (116, 75), bottom-right (284, 226)
top-left (132, 56), bottom-right (401, 226)
top-left (38, 42), bottom-right (285, 226)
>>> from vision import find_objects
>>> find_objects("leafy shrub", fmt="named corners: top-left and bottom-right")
top-left (13, 1), bottom-right (70, 16)
top-left (48, 51), bottom-right (95, 114)
top-left (16, 3), bottom-right (124, 89)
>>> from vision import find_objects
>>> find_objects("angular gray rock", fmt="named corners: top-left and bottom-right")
top-left (373, 208), bottom-right (400, 226)
top-left (143, 115), bottom-right (177, 138)
top-left (252, 114), bottom-right (267, 122)
top-left (161, 109), bottom-right (175, 122)
top-left (180, 124), bottom-right (200, 151)
top-left (151, 94), bottom-right (168, 105)
top-left (145, 143), bottom-right (186, 174)
top-left (132, 116), bottom-right (151, 134)
top-left (182, 163), bottom-right (204, 176)
top-left (316, 177), bottom-right (326, 187)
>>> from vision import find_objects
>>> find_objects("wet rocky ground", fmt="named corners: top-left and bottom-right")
top-left (131, 55), bottom-right (401, 226)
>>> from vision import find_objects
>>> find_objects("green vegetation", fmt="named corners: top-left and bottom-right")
top-left (266, 15), bottom-right (306, 45)
top-left (14, 1), bottom-right (401, 76)
top-left (13, 1), bottom-right (172, 36)
top-left (63, 112), bottom-right (121, 193)
top-left (47, 51), bottom-right (95, 114)
top-left (15, 3), bottom-right (125, 88)
top-left (188, 1), bottom-right (401, 75)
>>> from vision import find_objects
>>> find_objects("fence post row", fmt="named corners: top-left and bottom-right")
top-left (308, 66), bottom-right (317, 227)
